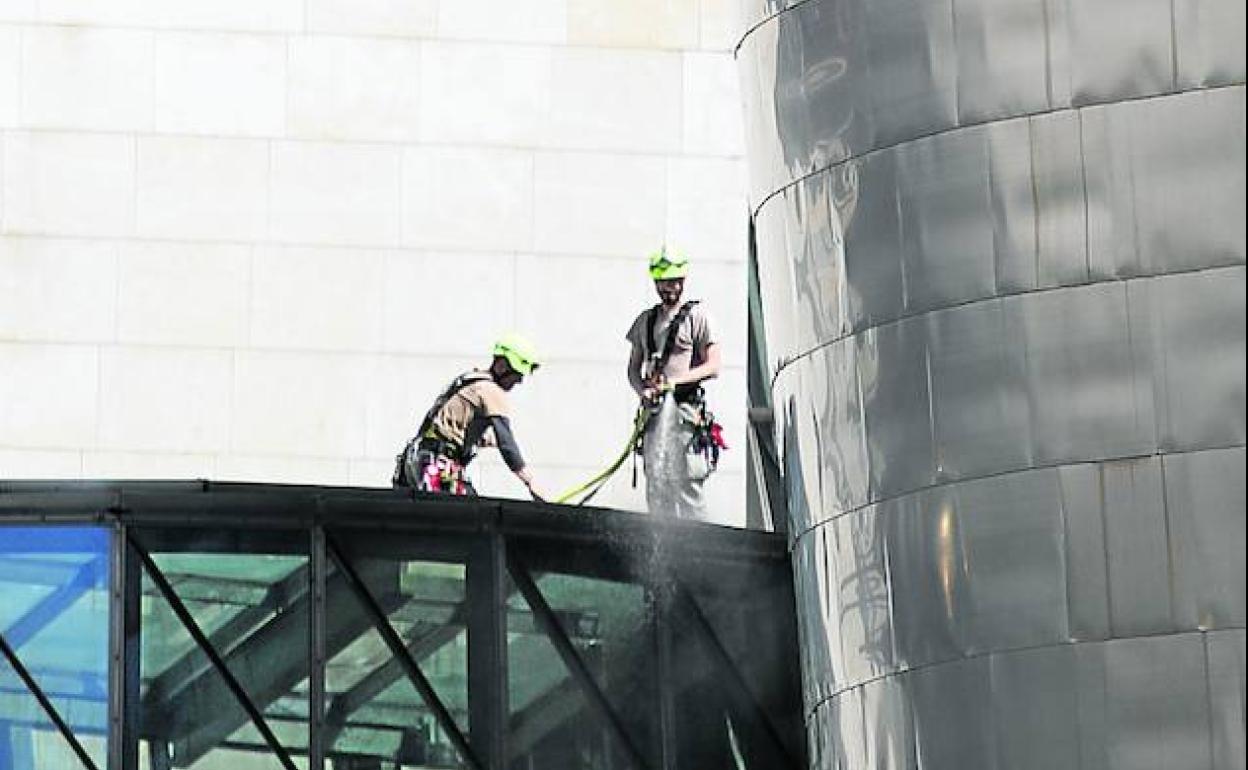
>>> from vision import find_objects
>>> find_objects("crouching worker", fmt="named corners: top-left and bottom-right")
top-left (393, 334), bottom-right (547, 501)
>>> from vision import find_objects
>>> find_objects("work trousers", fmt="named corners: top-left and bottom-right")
top-left (642, 400), bottom-right (711, 521)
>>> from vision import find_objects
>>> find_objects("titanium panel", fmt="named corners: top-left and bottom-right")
top-left (808, 340), bottom-right (869, 518)
top-left (828, 507), bottom-right (894, 685)
top-left (797, 0), bottom-right (874, 171)
top-left (810, 687), bottom-right (866, 770)
top-left (1104, 633), bottom-right (1212, 770)
top-left (739, 17), bottom-right (784, 207)
top-left (987, 116), bottom-right (1039, 294)
top-left (956, 469), bottom-right (1069, 653)
top-left (774, 9), bottom-right (817, 181)
top-left (1086, 89), bottom-right (1248, 279)
top-left (908, 656), bottom-right (997, 770)
top-left (793, 173), bottom-right (851, 351)
top-left (1067, 0), bottom-right (1174, 104)
top-left (896, 126), bottom-right (997, 313)
top-left (741, 0), bottom-right (1246, 767)
top-left (884, 488), bottom-right (966, 669)
top-left (1030, 110), bottom-right (1091, 288)
top-left (793, 526), bottom-right (841, 710)
top-left (863, 0), bottom-right (958, 147)
top-left (1058, 463), bottom-right (1112, 641)
top-left (1206, 629), bottom-right (1247, 770)
top-left (753, 193), bottom-right (799, 373)
top-left (1073, 641), bottom-right (1112, 770)
top-left (1127, 90), bottom-right (1247, 274)
top-left (1163, 447), bottom-right (1247, 629)
top-left (952, 0), bottom-right (1049, 122)
top-left (1174, 0), bottom-right (1248, 88)
top-left (783, 361), bottom-right (830, 534)
top-left (925, 299), bottom-right (1033, 481)
top-left (1015, 282), bottom-right (1156, 465)
top-left (989, 644), bottom-right (1080, 770)
top-left (858, 317), bottom-right (935, 500)
top-left (1099, 457), bottom-right (1175, 637)
top-left (858, 675), bottom-right (915, 770)
top-left (1082, 102), bottom-right (1141, 282)
top-left (1140, 267), bottom-right (1247, 452)
top-left (838, 151), bottom-right (905, 329)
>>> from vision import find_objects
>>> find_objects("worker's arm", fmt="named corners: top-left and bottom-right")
top-left (627, 344), bottom-right (648, 397)
top-left (668, 342), bottom-right (721, 388)
top-left (489, 416), bottom-right (547, 501)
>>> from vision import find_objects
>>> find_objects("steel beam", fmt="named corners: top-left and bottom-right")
top-left (671, 584), bottom-right (799, 770)
top-left (0, 632), bottom-right (99, 770)
top-left (130, 537), bottom-right (298, 770)
top-left (325, 534), bottom-right (484, 770)
top-left (506, 550), bottom-right (650, 770)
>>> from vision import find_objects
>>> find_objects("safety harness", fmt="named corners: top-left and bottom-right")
top-left (391, 371), bottom-right (492, 491)
top-left (550, 301), bottom-right (728, 505)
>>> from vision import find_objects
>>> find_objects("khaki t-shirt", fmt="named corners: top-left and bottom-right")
top-left (625, 301), bottom-right (716, 382)
top-left (430, 371), bottom-right (510, 448)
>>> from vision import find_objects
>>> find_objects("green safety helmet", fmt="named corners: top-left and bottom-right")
top-left (647, 246), bottom-right (689, 281)
top-left (492, 333), bottom-right (541, 376)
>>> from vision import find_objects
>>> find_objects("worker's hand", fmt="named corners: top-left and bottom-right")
top-left (526, 483), bottom-right (548, 503)
top-left (642, 376), bottom-right (672, 402)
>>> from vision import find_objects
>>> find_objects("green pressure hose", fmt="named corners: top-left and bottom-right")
top-left (554, 407), bottom-right (650, 505)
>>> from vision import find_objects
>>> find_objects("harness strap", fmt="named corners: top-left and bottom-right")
top-left (416, 371), bottom-right (492, 447)
top-left (644, 300), bottom-right (700, 378)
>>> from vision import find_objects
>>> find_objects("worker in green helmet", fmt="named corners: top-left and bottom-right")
top-left (393, 334), bottom-right (547, 501)
top-left (625, 247), bottom-right (725, 520)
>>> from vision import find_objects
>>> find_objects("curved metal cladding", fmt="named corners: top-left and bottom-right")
top-left (736, 0), bottom-right (1246, 768)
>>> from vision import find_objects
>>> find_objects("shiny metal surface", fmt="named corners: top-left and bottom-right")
top-left (739, 0), bottom-right (1246, 765)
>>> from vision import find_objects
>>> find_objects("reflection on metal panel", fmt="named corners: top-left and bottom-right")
top-left (986, 117), bottom-right (1039, 293)
top-left (884, 488), bottom-right (965, 669)
top-left (840, 150), bottom-right (904, 329)
top-left (990, 645), bottom-right (1080, 770)
top-left (1100, 457), bottom-right (1175, 637)
top-left (1164, 448), bottom-right (1247, 629)
top-left (957, 469), bottom-right (1069, 653)
top-left (743, 0), bottom-right (1244, 765)
top-left (1142, 267), bottom-right (1247, 451)
top-left (809, 340), bottom-right (870, 516)
top-left (829, 508), bottom-right (893, 684)
top-left (1105, 633), bottom-right (1212, 770)
top-left (864, 0), bottom-right (958, 147)
top-left (858, 675), bottom-right (915, 770)
top-left (909, 655), bottom-right (997, 769)
top-left (1068, 0), bottom-right (1174, 104)
top-left (926, 299), bottom-right (1032, 481)
top-left (953, 0), bottom-right (1049, 122)
top-left (1059, 463), bottom-right (1113, 642)
top-left (1206, 629), bottom-right (1247, 770)
top-left (1016, 282), bottom-right (1155, 465)
top-left (1174, 0), bottom-right (1248, 87)
top-left (897, 126), bottom-right (996, 312)
top-left (858, 317), bottom-right (935, 500)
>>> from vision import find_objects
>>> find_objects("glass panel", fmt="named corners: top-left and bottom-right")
top-left (506, 568), bottom-right (653, 770)
top-left (0, 526), bottom-right (109, 769)
top-left (327, 555), bottom-right (469, 769)
top-left (673, 559), bottom-right (806, 769)
top-left (137, 542), bottom-right (308, 770)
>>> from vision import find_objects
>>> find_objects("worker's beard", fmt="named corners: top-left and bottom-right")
top-left (656, 282), bottom-right (684, 307)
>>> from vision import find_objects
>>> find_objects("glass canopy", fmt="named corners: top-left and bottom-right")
top-left (0, 482), bottom-right (803, 770)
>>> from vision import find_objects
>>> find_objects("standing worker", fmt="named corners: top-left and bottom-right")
top-left (393, 334), bottom-right (548, 501)
top-left (625, 247), bottom-right (725, 519)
